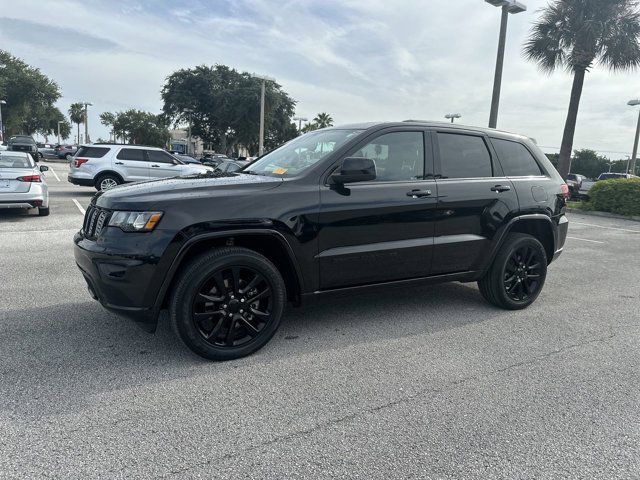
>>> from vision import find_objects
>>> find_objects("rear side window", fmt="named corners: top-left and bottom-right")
top-left (437, 133), bottom-right (492, 178)
top-left (492, 139), bottom-right (543, 176)
top-left (76, 146), bottom-right (109, 158)
top-left (117, 148), bottom-right (145, 161)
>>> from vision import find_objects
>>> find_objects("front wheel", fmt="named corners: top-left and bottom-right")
top-left (478, 233), bottom-right (548, 310)
top-left (169, 247), bottom-right (286, 361)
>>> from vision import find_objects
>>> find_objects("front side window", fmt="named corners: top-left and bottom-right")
top-left (147, 150), bottom-right (176, 164)
top-left (116, 148), bottom-right (145, 161)
top-left (352, 131), bottom-right (425, 182)
top-left (492, 138), bottom-right (543, 176)
top-left (245, 129), bottom-right (363, 177)
top-left (438, 133), bottom-right (492, 179)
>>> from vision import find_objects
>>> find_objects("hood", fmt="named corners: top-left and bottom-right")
top-left (94, 172), bottom-right (282, 210)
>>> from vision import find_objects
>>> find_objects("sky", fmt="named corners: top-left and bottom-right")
top-left (0, 0), bottom-right (639, 158)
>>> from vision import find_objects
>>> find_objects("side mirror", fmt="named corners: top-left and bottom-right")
top-left (330, 157), bottom-right (376, 185)
top-left (39, 165), bottom-right (49, 172)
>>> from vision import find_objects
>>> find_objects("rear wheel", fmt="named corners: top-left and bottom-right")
top-left (478, 233), bottom-right (547, 310)
top-left (65, 153), bottom-right (73, 160)
top-left (170, 247), bottom-right (286, 361)
top-left (38, 206), bottom-right (50, 216)
top-left (95, 173), bottom-right (121, 191)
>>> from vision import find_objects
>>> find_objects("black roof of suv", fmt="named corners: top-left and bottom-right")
top-left (74, 121), bottom-right (569, 361)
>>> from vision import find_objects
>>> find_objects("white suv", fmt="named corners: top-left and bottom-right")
top-left (67, 144), bottom-right (212, 191)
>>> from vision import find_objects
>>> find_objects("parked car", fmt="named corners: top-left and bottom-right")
top-left (67, 144), bottom-right (213, 191)
top-left (0, 151), bottom-right (50, 216)
top-left (172, 153), bottom-right (202, 164)
top-left (37, 143), bottom-right (56, 159)
top-left (0, 143), bottom-right (7, 151)
top-left (597, 172), bottom-right (635, 181)
top-left (565, 173), bottom-right (587, 199)
top-left (7, 135), bottom-right (38, 160)
top-left (74, 121), bottom-right (568, 361)
top-left (55, 145), bottom-right (78, 160)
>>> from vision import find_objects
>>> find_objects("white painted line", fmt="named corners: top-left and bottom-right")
top-left (72, 199), bottom-right (86, 215)
top-left (47, 167), bottom-right (61, 182)
top-left (571, 221), bottom-right (640, 234)
top-left (566, 236), bottom-right (605, 245)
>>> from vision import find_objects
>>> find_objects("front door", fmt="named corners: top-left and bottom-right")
top-left (114, 148), bottom-right (149, 182)
top-left (146, 150), bottom-right (183, 179)
top-left (318, 129), bottom-right (438, 289)
top-left (431, 129), bottom-right (518, 275)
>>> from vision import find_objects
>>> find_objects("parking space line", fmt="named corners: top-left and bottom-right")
top-left (47, 167), bottom-right (61, 182)
top-left (566, 236), bottom-right (605, 244)
top-left (72, 199), bottom-right (86, 215)
top-left (571, 221), bottom-right (640, 234)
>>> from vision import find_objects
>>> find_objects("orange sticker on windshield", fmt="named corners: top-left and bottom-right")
top-left (272, 167), bottom-right (288, 174)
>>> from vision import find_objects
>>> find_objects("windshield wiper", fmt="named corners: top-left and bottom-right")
top-left (242, 170), bottom-right (263, 176)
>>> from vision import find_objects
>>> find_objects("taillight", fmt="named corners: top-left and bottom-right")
top-left (74, 158), bottom-right (88, 167)
top-left (560, 184), bottom-right (569, 199)
top-left (17, 175), bottom-right (41, 182)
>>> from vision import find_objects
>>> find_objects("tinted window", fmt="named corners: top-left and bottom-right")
top-left (146, 150), bottom-right (176, 164)
top-left (226, 162), bottom-right (242, 172)
top-left (492, 139), bottom-right (543, 176)
top-left (116, 148), bottom-right (145, 161)
top-left (353, 131), bottom-right (424, 181)
top-left (438, 133), bottom-right (492, 178)
top-left (75, 146), bottom-right (109, 158)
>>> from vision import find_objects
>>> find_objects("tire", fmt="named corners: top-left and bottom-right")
top-left (94, 173), bottom-right (122, 191)
top-left (65, 153), bottom-right (73, 160)
top-left (38, 206), bottom-right (50, 216)
top-left (169, 247), bottom-right (286, 361)
top-left (478, 233), bottom-right (547, 310)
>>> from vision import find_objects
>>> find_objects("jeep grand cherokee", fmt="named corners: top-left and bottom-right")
top-left (74, 121), bottom-right (569, 360)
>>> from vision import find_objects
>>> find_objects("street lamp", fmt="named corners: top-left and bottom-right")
top-left (252, 73), bottom-right (276, 156)
top-left (293, 116), bottom-right (308, 132)
top-left (83, 102), bottom-right (92, 144)
top-left (627, 99), bottom-right (640, 174)
top-left (57, 120), bottom-right (64, 145)
top-left (183, 108), bottom-right (193, 155)
top-left (486, 0), bottom-right (526, 129)
top-left (0, 100), bottom-right (6, 143)
top-left (445, 113), bottom-right (461, 123)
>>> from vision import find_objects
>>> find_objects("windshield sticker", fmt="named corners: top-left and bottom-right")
top-left (272, 167), bottom-right (288, 174)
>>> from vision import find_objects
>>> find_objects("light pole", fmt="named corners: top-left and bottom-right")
top-left (486, 0), bottom-right (526, 129)
top-left (0, 99), bottom-right (6, 143)
top-left (627, 99), bottom-right (640, 175)
top-left (252, 73), bottom-right (275, 156)
top-left (293, 116), bottom-right (308, 133)
top-left (57, 120), bottom-right (64, 145)
top-left (183, 108), bottom-right (193, 155)
top-left (445, 113), bottom-right (461, 123)
top-left (83, 102), bottom-right (92, 143)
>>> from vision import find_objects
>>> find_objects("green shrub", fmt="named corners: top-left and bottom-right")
top-left (585, 178), bottom-right (640, 216)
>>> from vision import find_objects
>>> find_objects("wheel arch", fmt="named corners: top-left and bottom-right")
top-left (95, 170), bottom-right (124, 184)
top-left (156, 229), bottom-right (304, 313)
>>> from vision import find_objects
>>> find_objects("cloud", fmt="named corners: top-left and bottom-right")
top-left (0, 0), bottom-right (638, 157)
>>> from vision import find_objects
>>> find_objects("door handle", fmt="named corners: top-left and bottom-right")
top-left (114, 161), bottom-right (124, 165)
top-left (407, 189), bottom-right (432, 198)
top-left (491, 185), bottom-right (511, 193)
top-left (151, 164), bottom-right (160, 168)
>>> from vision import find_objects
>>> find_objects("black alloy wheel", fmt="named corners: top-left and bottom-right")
top-left (502, 245), bottom-right (543, 302)
top-left (170, 247), bottom-right (286, 360)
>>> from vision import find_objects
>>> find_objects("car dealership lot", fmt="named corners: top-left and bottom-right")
top-left (1, 161), bottom-right (639, 478)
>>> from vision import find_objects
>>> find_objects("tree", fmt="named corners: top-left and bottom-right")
top-left (571, 149), bottom-right (610, 179)
top-left (524, 0), bottom-right (640, 179)
top-left (68, 103), bottom-right (84, 144)
top-left (102, 109), bottom-right (169, 147)
top-left (161, 64), bottom-right (297, 155)
top-left (313, 112), bottom-right (333, 129)
top-left (0, 50), bottom-right (62, 137)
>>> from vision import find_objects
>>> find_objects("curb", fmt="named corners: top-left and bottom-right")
top-left (566, 207), bottom-right (640, 223)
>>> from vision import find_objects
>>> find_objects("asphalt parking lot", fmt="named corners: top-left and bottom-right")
top-left (1, 161), bottom-right (639, 479)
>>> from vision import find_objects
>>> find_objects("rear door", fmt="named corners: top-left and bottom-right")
top-left (146, 149), bottom-right (183, 179)
top-left (432, 129), bottom-right (518, 275)
top-left (318, 128), bottom-right (438, 289)
top-left (114, 148), bottom-right (149, 182)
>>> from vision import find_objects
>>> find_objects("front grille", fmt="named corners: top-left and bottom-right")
top-left (83, 205), bottom-right (111, 239)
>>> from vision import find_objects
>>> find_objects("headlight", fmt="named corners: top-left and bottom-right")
top-left (108, 211), bottom-right (163, 232)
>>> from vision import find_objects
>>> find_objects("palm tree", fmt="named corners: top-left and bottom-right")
top-left (313, 112), bottom-right (334, 129)
top-left (524, 0), bottom-right (640, 179)
top-left (100, 112), bottom-right (116, 142)
top-left (68, 102), bottom-right (84, 144)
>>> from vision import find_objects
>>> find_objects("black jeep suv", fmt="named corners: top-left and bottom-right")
top-left (74, 121), bottom-right (569, 360)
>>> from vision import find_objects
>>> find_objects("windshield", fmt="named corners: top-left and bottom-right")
top-left (0, 153), bottom-right (34, 168)
top-left (245, 129), bottom-right (363, 177)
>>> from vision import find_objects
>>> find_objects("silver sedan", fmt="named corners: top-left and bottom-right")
top-left (0, 151), bottom-right (50, 216)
